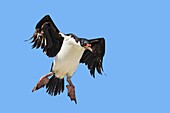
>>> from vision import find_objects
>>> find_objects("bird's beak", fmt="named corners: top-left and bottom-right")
top-left (85, 44), bottom-right (93, 52)
top-left (87, 47), bottom-right (93, 52)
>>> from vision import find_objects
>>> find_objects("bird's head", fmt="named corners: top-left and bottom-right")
top-left (80, 39), bottom-right (92, 52)
top-left (64, 33), bottom-right (93, 52)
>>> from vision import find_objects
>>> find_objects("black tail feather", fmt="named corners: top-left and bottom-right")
top-left (46, 75), bottom-right (64, 96)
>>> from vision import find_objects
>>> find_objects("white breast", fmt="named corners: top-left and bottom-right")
top-left (52, 36), bottom-right (85, 79)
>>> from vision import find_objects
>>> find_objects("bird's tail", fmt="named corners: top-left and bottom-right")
top-left (46, 75), bottom-right (64, 96)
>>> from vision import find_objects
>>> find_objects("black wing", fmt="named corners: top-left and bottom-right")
top-left (80, 38), bottom-right (105, 77)
top-left (28, 15), bottom-right (63, 57)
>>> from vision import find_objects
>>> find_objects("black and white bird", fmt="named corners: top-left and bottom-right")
top-left (28, 15), bottom-right (105, 104)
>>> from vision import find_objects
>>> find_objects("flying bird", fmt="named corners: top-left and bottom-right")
top-left (27, 15), bottom-right (105, 104)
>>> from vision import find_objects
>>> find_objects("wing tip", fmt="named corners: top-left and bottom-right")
top-left (35, 14), bottom-right (52, 29)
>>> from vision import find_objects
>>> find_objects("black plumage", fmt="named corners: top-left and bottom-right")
top-left (29, 15), bottom-right (63, 57)
top-left (46, 75), bottom-right (64, 96)
top-left (80, 38), bottom-right (105, 77)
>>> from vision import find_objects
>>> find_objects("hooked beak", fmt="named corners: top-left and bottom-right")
top-left (84, 44), bottom-right (92, 52)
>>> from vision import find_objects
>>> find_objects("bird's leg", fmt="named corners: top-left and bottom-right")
top-left (32, 72), bottom-right (53, 92)
top-left (66, 77), bottom-right (77, 104)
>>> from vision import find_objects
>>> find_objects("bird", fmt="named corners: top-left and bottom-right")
top-left (27, 15), bottom-right (105, 104)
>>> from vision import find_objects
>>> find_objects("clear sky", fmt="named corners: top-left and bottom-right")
top-left (0, 0), bottom-right (170, 113)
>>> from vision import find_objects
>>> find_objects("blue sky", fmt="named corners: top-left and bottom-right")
top-left (0, 0), bottom-right (170, 113)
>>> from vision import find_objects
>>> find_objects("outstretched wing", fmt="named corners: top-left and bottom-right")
top-left (80, 38), bottom-right (105, 77)
top-left (28, 15), bottom-right (64, 57)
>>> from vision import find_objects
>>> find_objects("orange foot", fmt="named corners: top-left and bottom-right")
top-left (32, 72), bottom-right (53, 92)
top-left (66, 85), bottom-right (77, 104)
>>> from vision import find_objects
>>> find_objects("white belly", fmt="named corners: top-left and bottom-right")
top-left (52, 37), bottom-right (85, 79)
